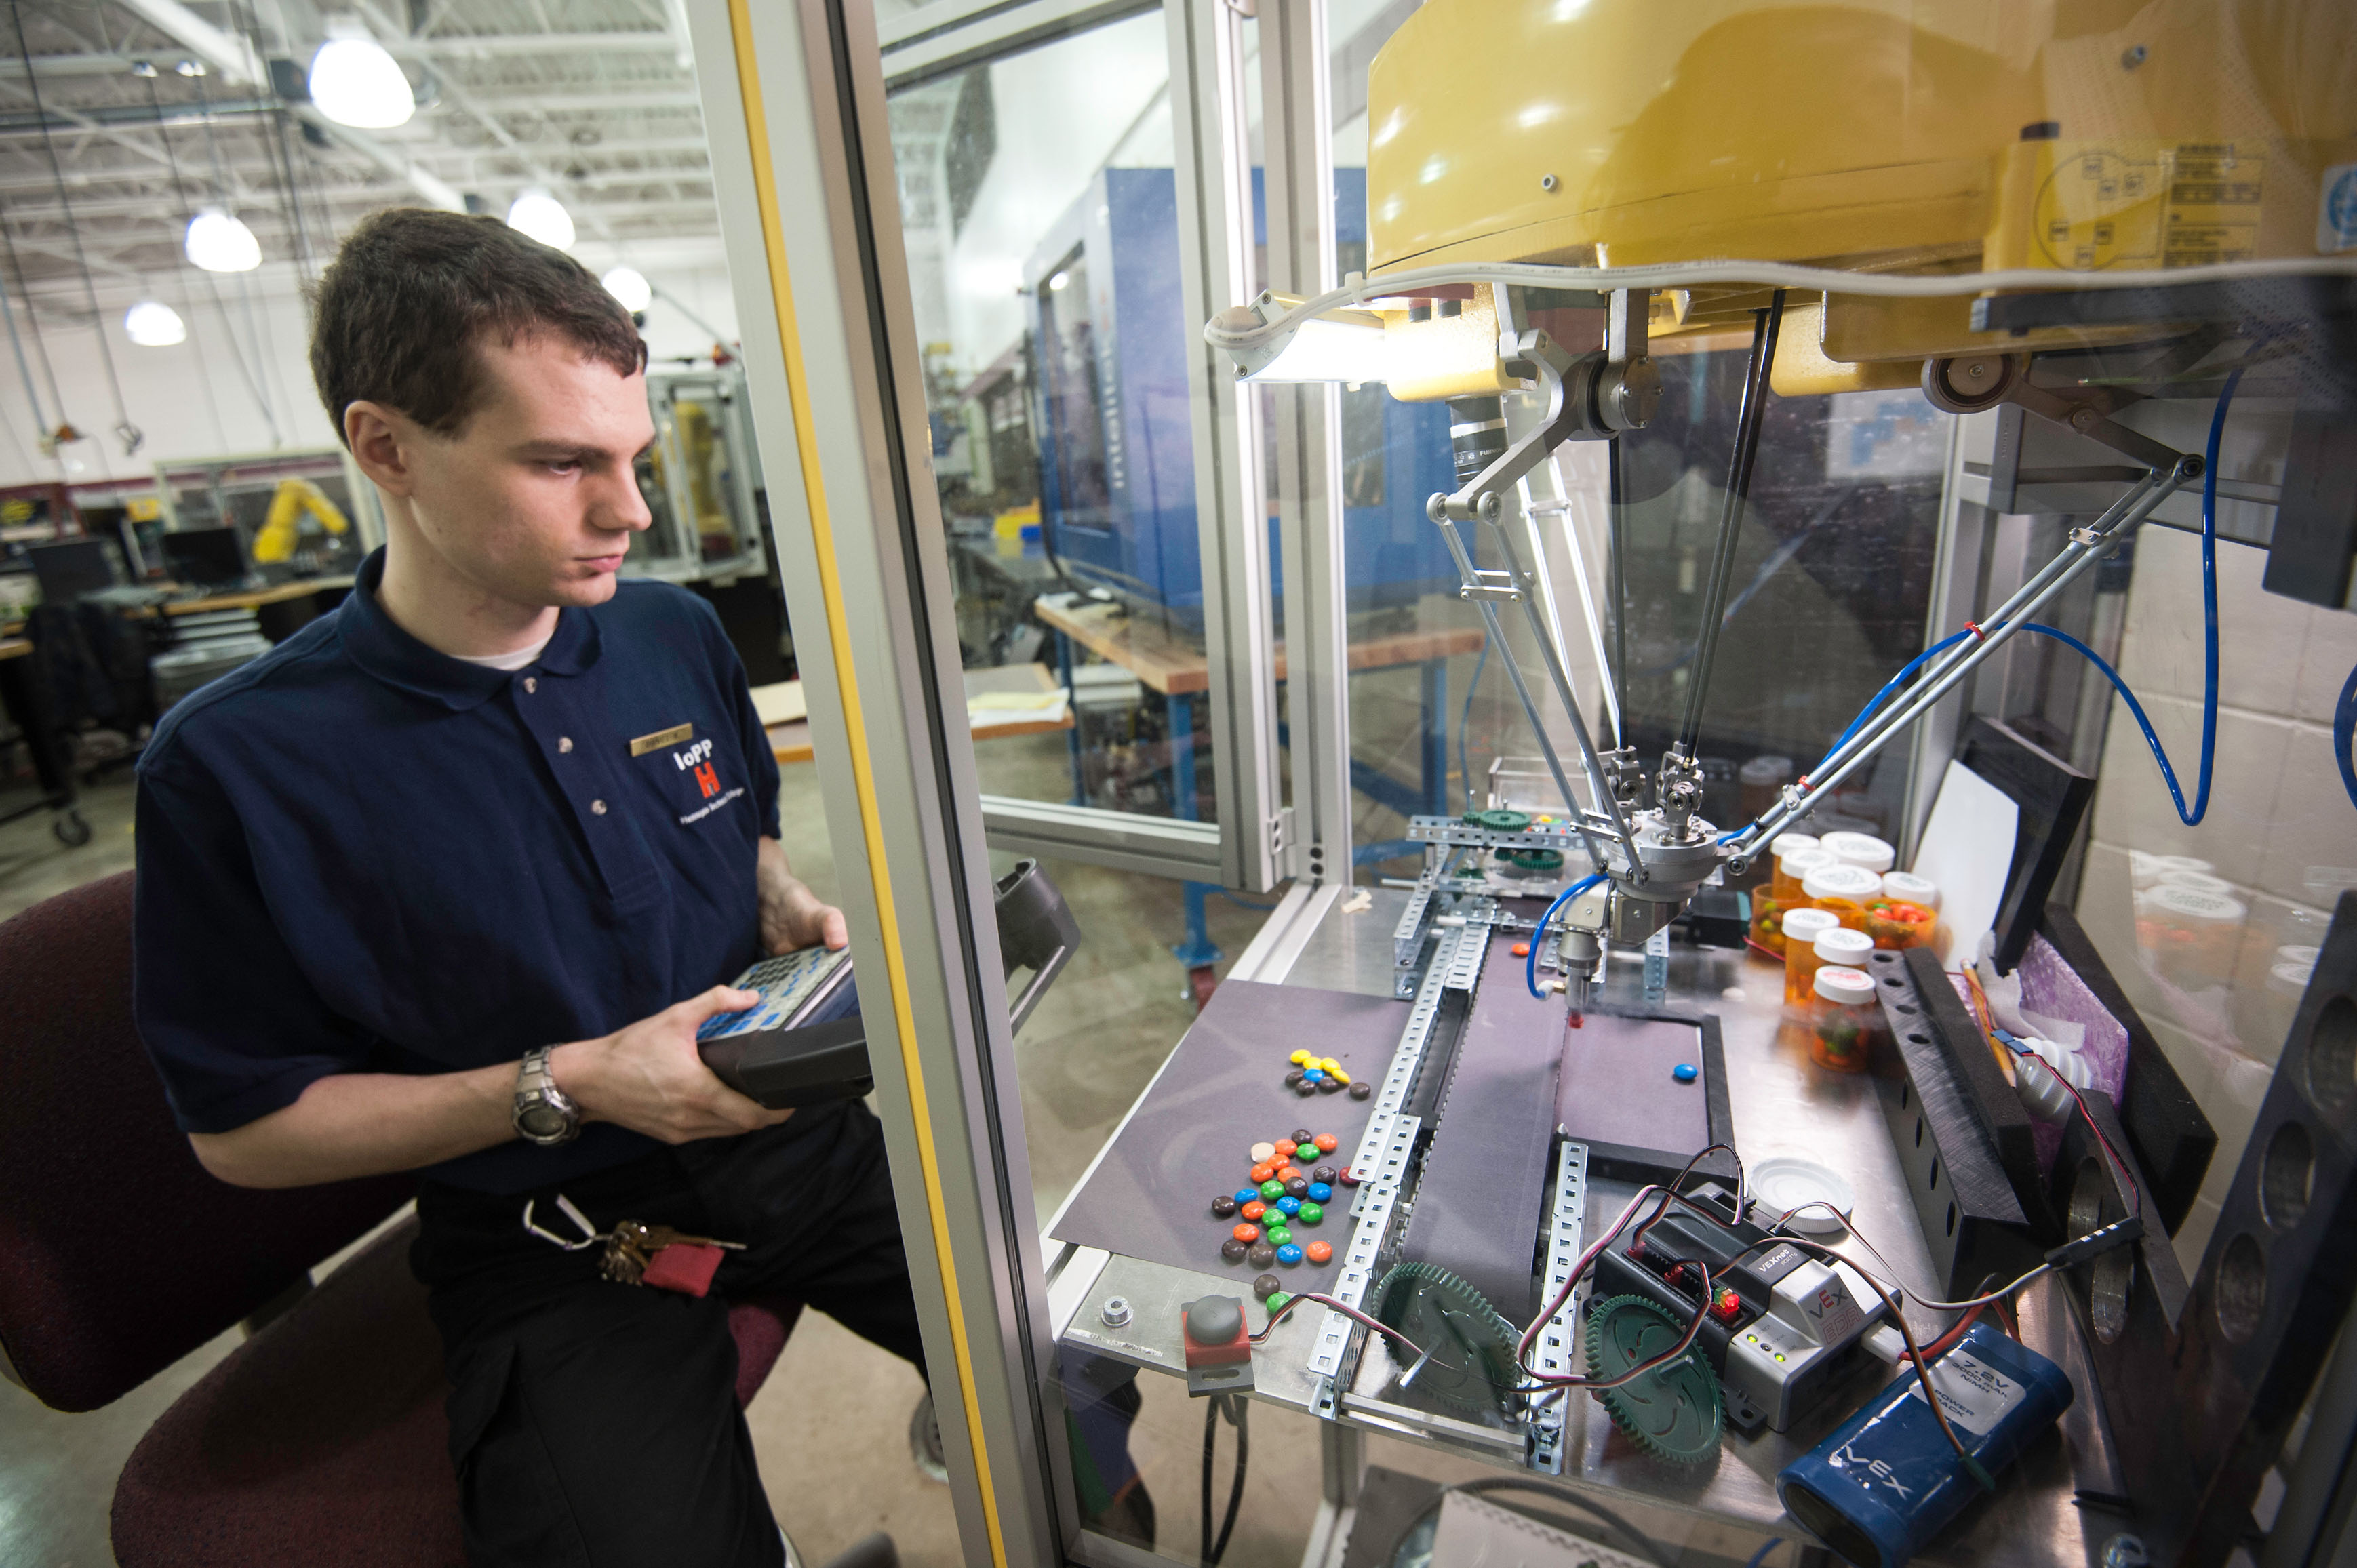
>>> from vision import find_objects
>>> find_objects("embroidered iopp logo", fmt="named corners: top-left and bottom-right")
top-left (694, 761), bottom-right (720, 799)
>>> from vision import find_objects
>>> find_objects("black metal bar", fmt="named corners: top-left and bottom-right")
top-left (1606, 435), bottom-right (1629, 747)
top-left (1673, 291), bottom-right (1784, 755)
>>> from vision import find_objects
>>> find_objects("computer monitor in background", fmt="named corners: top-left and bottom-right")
top-left (161, 527), bottom-right (249, 588)
top-left (27, 538), bottom-right (122, 605)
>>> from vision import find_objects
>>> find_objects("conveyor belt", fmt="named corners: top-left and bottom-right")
top-left (1397, 940), bottom-right (1568, 1325)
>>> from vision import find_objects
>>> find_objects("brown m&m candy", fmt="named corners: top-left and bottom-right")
top-left (1284, 1178), bottom-right (1309, 1199)
top-left (1349, 1081), bottom-right (1373, 1100)
top-left (1212, 1195), bottom-right (1238, 1218)
top-left (1221, 1239), bottom-right (1248, 1262)
top-left (1292, 1128), bottom-right (1315, 1144)
top-left (1253, 1273), bottom-right (1282, 1300)
top-left (1248, 1243), bottom-right (1276, 1268)
top-left (1311, 1165), bottom-right (1336, 1184)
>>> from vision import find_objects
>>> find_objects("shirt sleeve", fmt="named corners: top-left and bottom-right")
top-left (133, 750), bottom-right (378, 1134)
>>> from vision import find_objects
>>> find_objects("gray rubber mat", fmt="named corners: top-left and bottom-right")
top-left (1049, 979), bottom-right (1399, 1280)
top-left (1399, 940), bottom-right (1568, 1325)
top-left (1554, 1011), bottom-right (1713, 1162)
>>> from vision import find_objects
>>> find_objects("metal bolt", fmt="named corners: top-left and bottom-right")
top-left (2072, 407), bottom-right (2101, 432)
top-left (2101, 1535), bottom-right (2149, 1568)
top-left (2121, 44), bottom-right (2147, 69)
top-left (1539, 172), bottom-right (1559, 192)
top-left (1100, 1296), bottom-right (1132, 1328)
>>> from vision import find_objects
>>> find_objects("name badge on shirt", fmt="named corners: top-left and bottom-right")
top-left (629, 723), bottom-right (694, 757)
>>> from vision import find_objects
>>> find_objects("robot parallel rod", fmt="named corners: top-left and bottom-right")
top-left (1470, 506), bottom-right (1650, 881)
top-left (1766, 464), bottom-right (2172, 810)
top-left (1738, 460), bottom-right (2193, 861)
top-left (1431, 511), bottom-right (1627, 880)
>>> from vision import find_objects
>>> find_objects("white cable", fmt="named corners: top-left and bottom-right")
top-left (1205, 256), bottom-right (2357, 353)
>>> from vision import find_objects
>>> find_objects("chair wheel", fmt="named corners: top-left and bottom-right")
top-left (53, 810), bottom-right (91, 847)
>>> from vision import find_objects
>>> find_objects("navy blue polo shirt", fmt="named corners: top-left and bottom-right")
top-left (132, 548), bottom-right (783, 1192)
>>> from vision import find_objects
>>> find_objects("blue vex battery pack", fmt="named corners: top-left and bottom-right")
top-left (1777, 1322), bottom-right (2072, 1568)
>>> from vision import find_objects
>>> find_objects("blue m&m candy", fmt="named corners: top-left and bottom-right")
top-left (1275, 1244), bottom-right (1304, 1266)
top-left (1235, 1187), bottom-right (1261, 1205)
top-left (1302, 1068), bottom-right (1326, 1084)
top-left (1277, 1196), bottom-right (1301, 1215)
top-left (1306, 1182), bottom-right (1332, 1202)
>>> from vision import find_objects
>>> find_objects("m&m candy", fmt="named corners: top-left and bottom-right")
top-left (1304, 1241), bottom-right (1332, 1265)
top-left (1275, 1196), bottom-right (1301, 1216)
top-left (1306, 1182), bottom-right (1331, 1203)
top-left (1275, 1244), bottom-right (1304, 1266)
top-left (1241, 1201), bottom-right (1267, 1221)
top-left (1297, 1202), bottom-right (1323, 1225)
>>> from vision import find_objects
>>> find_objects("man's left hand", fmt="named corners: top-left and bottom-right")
top-left (758, 836), bottom-right (848, 954)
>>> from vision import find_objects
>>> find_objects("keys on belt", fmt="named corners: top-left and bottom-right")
top-left (522, 1196), bottom-right (745, 1298)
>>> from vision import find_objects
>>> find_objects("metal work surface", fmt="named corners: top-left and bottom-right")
top-left (1052, 888), bottom-right (2104, 1567)
top-left (1048, 979), bottom-right (1393, 1276)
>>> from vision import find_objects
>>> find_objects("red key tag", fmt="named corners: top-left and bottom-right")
top-left (641, 1241), bottom-right (727, 1298)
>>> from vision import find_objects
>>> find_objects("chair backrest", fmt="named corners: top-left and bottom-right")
top-left (0, 871), bottom-right (414, 1412)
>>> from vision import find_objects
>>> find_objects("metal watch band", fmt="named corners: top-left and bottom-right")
top-left (513, 1045), bottom-right (582, 1146)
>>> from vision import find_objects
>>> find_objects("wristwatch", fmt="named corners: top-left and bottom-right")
top-left (512, 1046), bottom-right (582, 1146)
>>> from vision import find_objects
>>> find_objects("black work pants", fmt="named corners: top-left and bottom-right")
top-left (410, 1100), bottom-right (923, 1568)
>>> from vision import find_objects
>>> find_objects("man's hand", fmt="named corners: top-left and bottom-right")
top-left (551, 986), bottom-right (793, 1144)
top-left (757, 835), bottom-right (847, 954)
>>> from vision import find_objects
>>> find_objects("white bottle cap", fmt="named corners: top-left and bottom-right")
top-left (1880, 871), bottom-right (1939, 909)
top-left (1783, 907), bottom-right (1840, 942)
top-left (1814, 927), bottom-right (1876, 965)
top-left (2270, 961), bottom-right (2317, 998)
top-left (1819, 831), bottom-right (1896, 874)
top-left (1813, 965), bottom-right (1878, 1004)
top-left (1769, 832), bottom-right (1821, 862)
top-left (2144, 884), bottom-right (2247, 926)
top-left (1802, 862), bottom-right (1884, 902)
top-left (2160, 870), bottom-right (2234, 898)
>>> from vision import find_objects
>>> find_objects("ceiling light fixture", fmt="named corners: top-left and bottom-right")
top-left (601, 265), bottom-right (652, 315)
top-left (124, 300), bottom-right (187, 346)
top-left (309, 33), bottom-right (414, 129)
top-left (507, 187), bottom-right (575, 252)
top-left (185, 207), bottom-right (261, 273)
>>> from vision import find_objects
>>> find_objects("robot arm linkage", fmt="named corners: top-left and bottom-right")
top-left (1427, 309), bottom-right (2202, 1001)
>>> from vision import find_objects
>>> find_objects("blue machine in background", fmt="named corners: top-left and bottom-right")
top-left (1023, 167), bottom-right (1456, 623)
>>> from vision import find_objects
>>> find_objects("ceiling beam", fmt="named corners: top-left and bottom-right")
top-left (113, 0), bottom-right (266, 87)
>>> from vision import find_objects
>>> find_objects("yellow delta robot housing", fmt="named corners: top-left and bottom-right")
top-left (1362, 0), bottom-right (2357, 394)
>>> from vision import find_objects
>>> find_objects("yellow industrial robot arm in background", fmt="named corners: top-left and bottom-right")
top-left (250, 477), bottom-right (350, 564)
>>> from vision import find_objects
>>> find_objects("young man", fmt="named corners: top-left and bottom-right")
top-left (131, 209), bottom-right (912, 1565)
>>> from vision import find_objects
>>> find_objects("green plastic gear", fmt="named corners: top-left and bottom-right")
top-left (1496, 847), bottom-right (1565, 872)
top-left (1468, 809), bottom-right (1532, 832)
top-left (1371, 1262), bottom-right (1522, 1418)
top-left (1584, 1294), bottom-right (1724, 1464)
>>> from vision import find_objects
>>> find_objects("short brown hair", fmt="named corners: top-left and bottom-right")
top-left (309, 207), bottom-right (647, 445)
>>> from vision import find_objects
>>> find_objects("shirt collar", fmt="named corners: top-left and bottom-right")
top-left (338, 548), bottom-right (603, 712)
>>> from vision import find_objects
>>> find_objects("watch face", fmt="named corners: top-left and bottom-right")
top-left (518, 1102), bottom-right (571, 1140)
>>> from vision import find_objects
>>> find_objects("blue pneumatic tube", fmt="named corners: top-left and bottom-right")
top-left (1776, 1323), bottom-right (2073, 1568)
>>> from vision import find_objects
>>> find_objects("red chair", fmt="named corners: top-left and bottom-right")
top-left (0, 870), bottom-right (804, 1567)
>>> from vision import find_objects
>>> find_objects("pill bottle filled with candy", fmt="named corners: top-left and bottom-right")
top-left (1810, 965), bottom-right (1879, 1074)
top-left (1802, 862), bottom-right (1884, 932)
